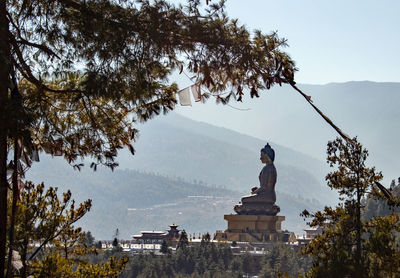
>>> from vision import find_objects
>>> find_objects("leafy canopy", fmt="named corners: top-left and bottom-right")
top-left (6, 0), bottom-right (296, 167)
top-left (1, 1), bottom-right (297, 277)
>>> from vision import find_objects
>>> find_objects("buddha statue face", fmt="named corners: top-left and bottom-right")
top-left (260, 151), bottom-right (272, 164)
top-left (260, 143), bottom-right (275, 164)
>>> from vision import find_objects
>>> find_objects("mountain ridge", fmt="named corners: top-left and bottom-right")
top-left (116, 113), bottom-right (334, 204)
top-left (28, 158), bottom-right (317, 239)
top-left (27, 112), bottom-right (334, 239)
top-left (175, 81), bottom-right (400, 183)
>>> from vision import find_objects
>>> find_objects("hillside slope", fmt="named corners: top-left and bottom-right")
top-left (117, 113), bottom-right (334, 204)
top-left (28, 156), bottom-right (317, 239)
top-left (175, 81), bottom-right (400, 183)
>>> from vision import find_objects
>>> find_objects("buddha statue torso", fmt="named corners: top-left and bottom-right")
top-left (241, 161), bottom-right (277, 204)
top-left (234, 143), bottom-right (280, 215)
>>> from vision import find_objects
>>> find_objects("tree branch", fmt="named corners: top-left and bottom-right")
top-left (14, 37), bottom-right (61, 60)
top-left (28, 202), bottom-right (89, 261)
top-left (9, 35), bottom-right (81, 94)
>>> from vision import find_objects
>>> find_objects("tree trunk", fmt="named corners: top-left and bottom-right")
top-left (0, 1), bottom-right (10, 277)
top-left (0, 124), bottom-right (8, 278)
top-left (6, 138), bottom-right (18, 278)
top-left (355, 182), bottom-right (362, 278)
top-left (20, 186), bottom-right (31, 278)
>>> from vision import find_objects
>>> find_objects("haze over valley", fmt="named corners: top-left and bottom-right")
top-left (28, 81), bottom-right (399, 240)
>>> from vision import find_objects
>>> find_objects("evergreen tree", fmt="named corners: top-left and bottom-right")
top-left (95, 241), bottom-right (102, 249)
top-left (13, 181), bottom-right (91, 277)
top-left (302, 138), bottom-right (400, 278)
top-left (84, 231), bottom-right (95, 248)
top-left (160, 240), bottom-right (170, 254)
top-left (120, 239), bottom-right (239, 278)
top-left (114, 229), bottom-right (120, 241)
top-left (0, 1), bottom-right (301, 275)
top-left (259, 243), bottom-right (310, 278)
top-left (364, 179), bottom-right (400, 220)
top-left (54, 225), bottom-right (86, 260)
top-left (112, 237), bottom-right (119, 248)
top-left (32, 253), bottom-right (128, 278)
top-left (177, 230), bottom-right (189, 250)
top-left (229, 257), bottom-right (242, 275)
top-left (200, 232), bottom-right (211, 248)
top-left (241, 252), bottom-right (260, 276)
top-left (12, 181), bottom-right (128, 278)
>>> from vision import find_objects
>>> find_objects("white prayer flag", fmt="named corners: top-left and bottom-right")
top-left (31, 149), bottom-right (40, 162)
top-left (11, 250), bottom-right (23, 271)
top-left (178, 87), bottom-right (192, 106)
top-left (190, 84), bottom-right (202, 102)
top-left (21, 152), bottom-right (32, 167)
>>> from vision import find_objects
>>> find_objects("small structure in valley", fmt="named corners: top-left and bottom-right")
top-left (216, 144), bottom-right (291, 243)
top-left (297, 226), bottom-right (325, 245)
top-left (132, 223), bottom-right (180, 244)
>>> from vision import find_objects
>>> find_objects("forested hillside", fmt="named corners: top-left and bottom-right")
top-left (28, 154), bottom-right (320, 239)
top-left (27, 113), bottom-right (334, 239)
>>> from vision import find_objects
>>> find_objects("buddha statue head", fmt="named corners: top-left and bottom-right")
top-left (260, 143), bottom-right (275, 163)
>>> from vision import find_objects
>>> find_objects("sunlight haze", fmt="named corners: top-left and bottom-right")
top-left (225, 0), bottom-right (400, 84)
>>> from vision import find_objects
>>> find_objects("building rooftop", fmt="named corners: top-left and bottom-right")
top-left (140, 231), bottom-right (166, 234)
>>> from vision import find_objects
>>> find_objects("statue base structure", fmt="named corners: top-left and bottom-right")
top-left (216, 212), bottom-right (290, 243)
top-left (220, 215), bottom-right (288, 242)
top-left (216, 198), bottom-right (290, 243)
top-left (215, 143), bottom-right (293, 243)
top-left (234, 201), bottom-right (280, 215)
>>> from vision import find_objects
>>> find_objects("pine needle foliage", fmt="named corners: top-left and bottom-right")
top-left (12, 181), bottom-right (128, 278)
top-left (302, 138), bottom-right (400, 278)
top-left (0, 1), bottom-right (298, 276)
top-left (4, 0), bottom-right (296, 167)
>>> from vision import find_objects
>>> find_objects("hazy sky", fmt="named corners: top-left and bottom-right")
top-left (224, 0), bottom-right (400, 84)
top-left (173, 1), bottom-right (399, 170)
top-left (170, 1), bottom-right (400, 185)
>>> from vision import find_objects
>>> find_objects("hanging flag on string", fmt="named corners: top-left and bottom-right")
top-left (177, 87), bottom-right (192, 106)
top-left (17, 178), bottom-right (25, 197)
top-left (53, 139), bottom-right (63, 156)
top-left (20, 152), bottom-right (32, 167)
top-left (53, 150), bottom-right (62, 156)
top-left (190, 83), bottom-right (202, 102)
top-left (31, 149), bottom-right (39, 162)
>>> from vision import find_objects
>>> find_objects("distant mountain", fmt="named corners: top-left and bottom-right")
top-left (28, 156), bottom-right (316, 239)
top-left (28, 156), bottom-right (238, 239)
top-left (27, 81), bottom-right (396, 240)
top-left (26, 113), bottom-right (334, 239)
top-left (116, 113), bottom-right (334, 204)
top-left (142, 112), bottom-right (329, 180)
top-left (175, 81), bottom-right (400, 184)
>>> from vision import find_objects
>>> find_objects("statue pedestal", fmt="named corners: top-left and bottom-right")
top-left (213, 143), bottom-right (293, 243)
top-left (217, 214), bottom-right (287, 242)
top-left (234, 202), bottom-right (280, 215)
